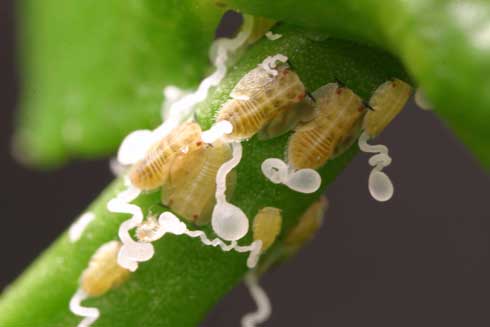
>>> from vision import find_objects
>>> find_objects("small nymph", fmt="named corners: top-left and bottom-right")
top-left (252, 207), bottom-right (282, 252)
top-left (216, 60), bottom-right (306, 140)
top-left (161, 140), bottom-right (234, 225)
top-left (261, 157), bottom-right (322, 194)
top-left (258, 100), bottom-right (316, 140)
top-left (363, 79), bottom-right (412, 138)
top-left (129, 122), bottom-right (204, 191)
top-left (287, 83), bottom-right (366, 170)
top-left (70, 241), bottom-right (131, 327)
top-left (255, 197), bottom-right (328, 276)
top-left (80, 241), bottom-right (131, 297)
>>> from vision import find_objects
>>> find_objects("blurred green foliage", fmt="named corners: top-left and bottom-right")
top-left (223, 0), bottom-right (490, 168)
top-left (15, 0), bottom-right (224, 167)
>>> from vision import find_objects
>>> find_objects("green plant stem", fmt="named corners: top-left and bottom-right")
top-left (221, 0), bottom-right (490, 168)
top-left (0, 25), bottom-right (408, 327)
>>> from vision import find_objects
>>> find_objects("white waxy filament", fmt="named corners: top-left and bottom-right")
top-left (161, 86), bottom-right (191, 121)
top-left (107, 182), bottom-right (152, 272)
top-left (284, 168), bottom-right (322, 194)
top-left (158, 212), bottom-right (262, 268)
top-left (261, 158), bottom-right (288, 184)
top-left (69, 289), bottom-right (100, 327)
top-left (261, 158), bottom-right (322, 194)
top-left (260, 54), bottom-right (288, 76)
top-left (358, 131), bottom-right (394, 202)
top-left (69, 212), bottom-right (95, 243)
top-left (110, 15), bottom-right (257, 271)
top-left (241, 272), bottom-right (272, 327)
top-left (212, 142), bottom-right (250, 241)
top-left (201, 120), bottom-right (233, 144)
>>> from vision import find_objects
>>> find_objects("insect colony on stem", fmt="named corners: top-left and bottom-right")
top-left (69, 15), bottom-right (413, 327)
top-left (358, 79), bottom-right (412, 201)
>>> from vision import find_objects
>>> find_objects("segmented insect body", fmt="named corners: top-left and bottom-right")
top-left (331, 117), bottom-right (363, 158)
top-left (129, 122), bottom-right (204, 191)
top-left (258, 100), bottom-right (316, 140)
top-left (363, 79), bottom-right (412, 137)
top-left (161, 140), bottom-right (234, 225)
top-left (80, 241), bottom-right (131, 297)
top-left (252, 207), bottom-right (282, 252)
top-left (217, 64), bottom-right (306, 140)
top-left (287, 83), bottom-right (366, 169)
top-left (284, 197), bottom-right (327, 250)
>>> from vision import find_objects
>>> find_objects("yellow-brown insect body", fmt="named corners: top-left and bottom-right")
top-left (161, 140), bottom-right (233, 225)
top-left (258, 100), bottom-right (316, 140)
top-left (80, 241), bottom-right (131, 297)
top-left (252, 207), bottom-right (282, 252)
top-left (287, 83), bottom-right (365, 169)
top-left (284, 196), bottom-right (327, 249)
top-left (255, 198), bottom-right (327, 274)
top-left (217, 65), bottom-right (306, 140)
top-left (129, 122), bottom-right (204, 191)
top-left (363, 79), bottom-right (412, 137)
top-left (245, 17), bottom-right (277, 46)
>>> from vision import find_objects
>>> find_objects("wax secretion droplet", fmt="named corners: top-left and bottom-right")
top-left (285, 169), bottom-right (322, 193)
top-left (212, 203), bottom-right (249, 241)
top-left (119, 242), bottom-right (154, 262)
top-left (368, 169), bottom-right (394, 202)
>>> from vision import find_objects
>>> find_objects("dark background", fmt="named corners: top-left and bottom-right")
top-left (1, 3), bottom-right (490, 327)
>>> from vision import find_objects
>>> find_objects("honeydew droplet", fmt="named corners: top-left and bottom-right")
top-left (285, 169), bottom-right (322, 194)
top-left (368, 168), bottom-right (394, 202)
top-left (368, 152), bottom-right (392, 167)
top-left (118, 242), bottom-right (154, 263)
top-left (261, 158), bottom-right (288, 184)
top-left (117, 130), bottom-right (155, 165)
top-left (212, 202), bottom-right (249, 241)
top-left (212, 141), bottom-right (249, 241)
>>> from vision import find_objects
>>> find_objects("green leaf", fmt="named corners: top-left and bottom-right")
top-left (221, 0), bottom-right (490, 167)
top-left (15, 0), bottom-right (224, 168)
top-left (0, 26), bottom-right (408, 326)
